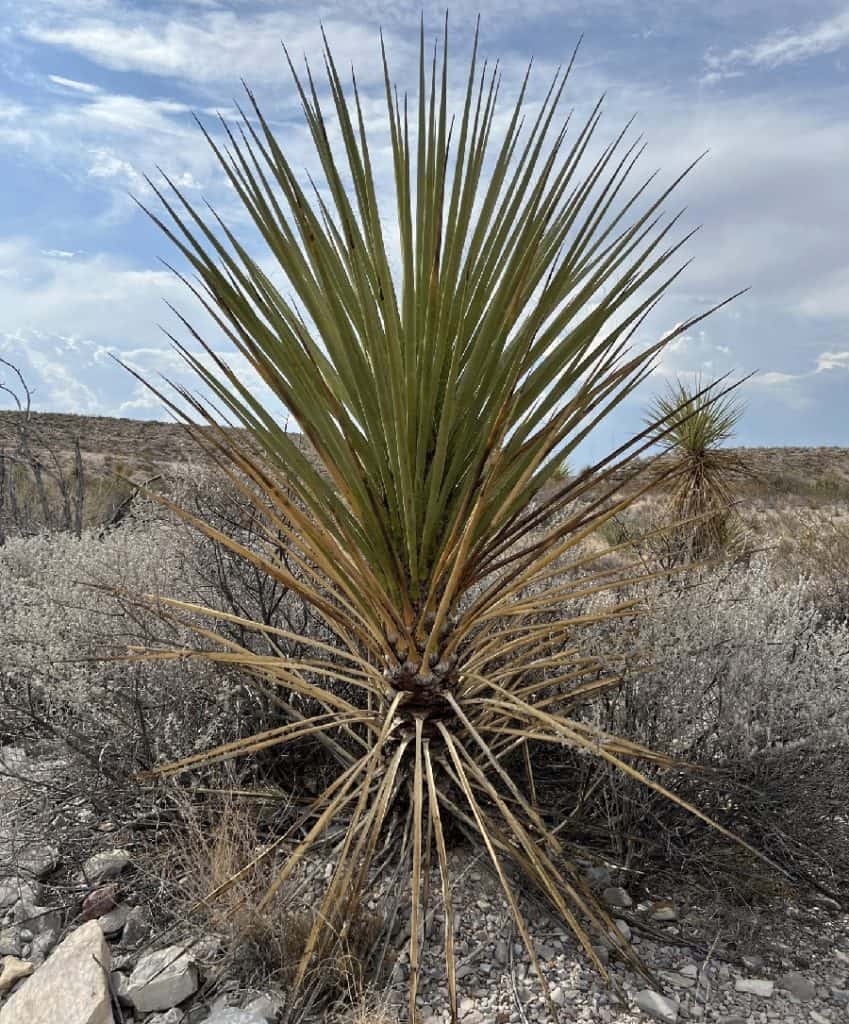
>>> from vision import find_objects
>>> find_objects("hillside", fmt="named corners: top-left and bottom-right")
top-left (2, 409), bottom-right (849, 507)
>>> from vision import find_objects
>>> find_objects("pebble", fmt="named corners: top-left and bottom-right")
top-left (602, 886), bottom-right (633, 909)
top-left (734, 978), bottom-right (775, 997)
top-left (550, 984), bottom-right (566, 1006)
top-left (777, 971), bottom-right (816, 1001)
top-left (650, 901), bottom-right (679, 922)
top-left (634, 988), bottom-right (679, 1023)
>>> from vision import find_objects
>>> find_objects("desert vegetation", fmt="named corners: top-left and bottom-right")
top-left (1, 21), bottom-right (848, 1024)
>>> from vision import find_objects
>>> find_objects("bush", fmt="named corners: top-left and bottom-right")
top-left (561, 556), bottom-right (849, 893)
top-left (0, 504), bottom-right (231, 773)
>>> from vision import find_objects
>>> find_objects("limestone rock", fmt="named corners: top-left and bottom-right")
top-left (734, 977), bottom-right (774, 997)
top-left (82, 849), bottom-right (132, 884)
top-left (0, 920), bottom-right (112, 1024)
top-left (205, 1010), bottom-right (270, 1024)
top-left (634, 989), bottom-right (679, 1023)
top-left (0, 955), bottom-right (33, 993)
top-left (127, 945), bottom-right (198, 1012)
top-left (0, 879), bottom-right (28, 909)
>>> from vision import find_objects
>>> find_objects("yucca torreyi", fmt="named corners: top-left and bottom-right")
top-left (647, 376), bottom-right (748, 561)
top-left (126, 21), bottom-right (766, 1020)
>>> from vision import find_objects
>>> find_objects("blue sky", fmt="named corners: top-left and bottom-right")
top-left (0, 0), bottom-right (847, 460)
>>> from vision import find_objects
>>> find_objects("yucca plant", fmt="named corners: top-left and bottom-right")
top-left (647, 377), bottom-right (748, 562)
top-left (125, 23), bottom-right (765, 1020)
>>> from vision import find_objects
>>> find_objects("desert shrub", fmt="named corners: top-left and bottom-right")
top-left (585, 558), bottom-right (849, 759)
top-left (0, 508), bottom-right (234, 772)
top-left (559, 557), bottom-right (849, 891)
top-left (769, 510), bottom-right (849, 622)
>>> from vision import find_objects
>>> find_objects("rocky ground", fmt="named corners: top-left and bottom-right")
top-left (1, 743), bottom-right (847, 1024)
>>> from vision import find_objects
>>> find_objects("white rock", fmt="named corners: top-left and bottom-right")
top-left (613, 918), bottom-right (632, 942)
top-left (205, 1010), bottom-right (269, 1024)
top-left (634, 989), bottom-right (679, 1023)
top-left (734, 978), bottom-right (774, 997)
top-left (127, 945), bottom-right (198, 1012)
top-left (0, 955), bottom-right (33, 992)
top-left (82, 849), bottom-right (131, 884)
top-left (458, 996), bottom-right (476, 1017)
top-left (0, 921), bottom-right (112, 1024)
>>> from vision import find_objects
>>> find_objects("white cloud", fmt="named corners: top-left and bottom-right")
top-left (0, 238), bottom-right (285, 418)
top-left (47, 73), bottom-right (100, 93)
top-left (0, 237), bottom-right (201, 349)
top-left (27, 344), bottom-right (100, 412)
top-left (816, 350), bottom-right (849, 372)
top-left (0, 84), bottom-right (223, 218)
top-left (24, 9), bottom-right (409, 88)
top-left (87, 147), bottom-right (147, 191)
top-left (706, 9), bottom-right (849, 76)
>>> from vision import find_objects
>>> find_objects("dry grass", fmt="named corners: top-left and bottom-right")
top-left (154, 788), bottom-right (389, 1010)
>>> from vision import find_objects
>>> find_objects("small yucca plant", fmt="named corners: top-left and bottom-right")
top-left (127, 23), bottom-right (765, 1019)
top-left (647, 377), bottom-right (748, 562)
